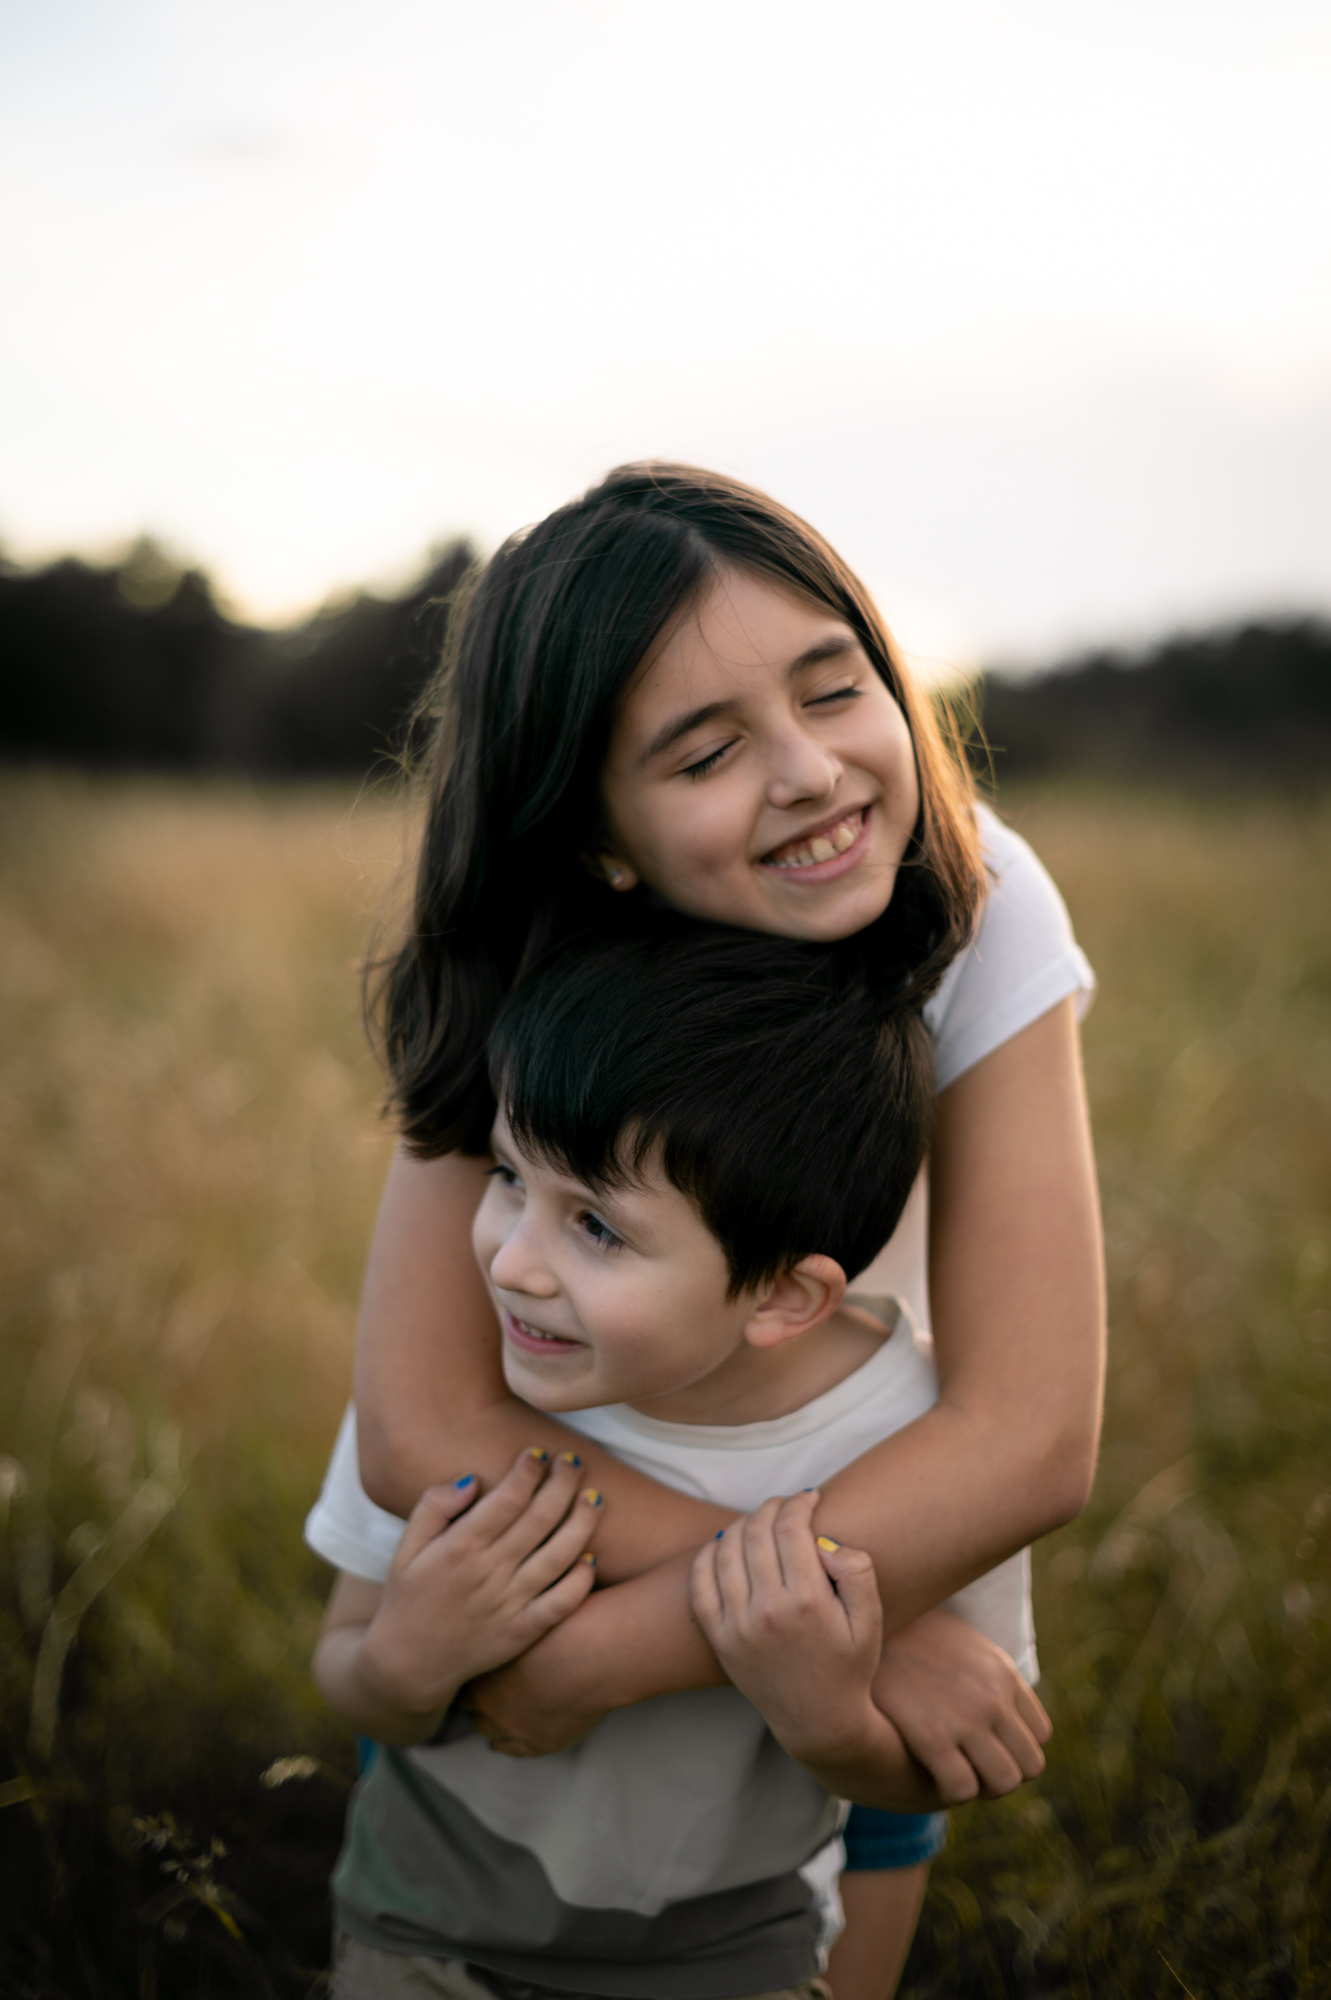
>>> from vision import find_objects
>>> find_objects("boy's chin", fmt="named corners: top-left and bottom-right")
top-left (501, 1352), bottom-right (594, 1411)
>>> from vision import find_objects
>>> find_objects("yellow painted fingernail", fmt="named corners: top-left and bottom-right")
top-left (559, 1451), bottom-right (582, 1467)
top-left (581, 1551), bottom-right (597, 1566)
top-left (582, 1488), bottom-right (602, 1507)
top-left (816, 1536), bottom-right (841, 1553)
top-left (527, 1447), bottom-right (548, 1462)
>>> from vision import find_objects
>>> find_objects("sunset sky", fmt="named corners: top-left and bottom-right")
top-left (3, 0), bottom-right (1329, 670)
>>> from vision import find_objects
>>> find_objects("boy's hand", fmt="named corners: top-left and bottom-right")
top-left (690, 1492), bottom-right (938, 1811)
top-left (690, 1492), bottom-right (883, 1759)
top-left (352, 1448), bottom-right (603, 1726)
top-left (869, 1607), bottom-right (1051, 1804)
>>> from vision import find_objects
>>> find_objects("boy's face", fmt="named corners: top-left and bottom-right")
top-left (472, 1109), bottom-right (758, 1415)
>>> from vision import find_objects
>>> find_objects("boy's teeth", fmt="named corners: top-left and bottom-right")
top-left (768, 813), bottom-right (862, 869)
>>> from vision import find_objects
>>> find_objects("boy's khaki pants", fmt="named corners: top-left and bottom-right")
top-left (332, 1934), bottom-right (832, 2000)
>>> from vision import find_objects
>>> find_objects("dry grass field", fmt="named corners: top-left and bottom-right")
top-left (1, 772), bottom-right (1329, 1997)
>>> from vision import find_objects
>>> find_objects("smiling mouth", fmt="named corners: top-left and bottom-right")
top-left (762, 807), bottom-right (866, 870)
top-left (504, 1312), bottom-right (584, 1355)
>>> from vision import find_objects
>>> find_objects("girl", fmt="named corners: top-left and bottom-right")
top-left (351, 465), bottom-right (1104, 1997)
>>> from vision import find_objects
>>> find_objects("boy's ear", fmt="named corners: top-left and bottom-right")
top-left (743, 1255), bottom-right (847, 1351)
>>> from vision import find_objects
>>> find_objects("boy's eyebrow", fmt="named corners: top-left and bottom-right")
top-left (638, 636), bottom-right (860, 766)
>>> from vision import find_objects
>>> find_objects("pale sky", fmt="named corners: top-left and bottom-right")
top-left (3, 0), bottom-right (1330, 669)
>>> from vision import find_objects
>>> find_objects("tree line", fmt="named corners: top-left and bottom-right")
top-left (2, 538), bottom-right (1328, 783)
top-left (980, 618), bottom-right (1331, 786)
top-left (0, 537), bottom-right (474, 777)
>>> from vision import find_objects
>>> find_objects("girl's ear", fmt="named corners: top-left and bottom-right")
top-left (580, 845), bottom-right (639, 892)
top-left (743, 1255), bottom-right (847, 1351)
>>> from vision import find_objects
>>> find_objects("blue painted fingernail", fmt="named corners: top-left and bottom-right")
top-left (455, 1474), bottom-right (476, 1488)
top-left (714, 1530), bottom-right (725, 1539)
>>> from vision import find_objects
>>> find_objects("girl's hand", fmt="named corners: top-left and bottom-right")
top-left (316, 1447), bottom-right (603, 1741)
top-left (465, 1547), bottom-right (728, 1756)
top-left (463, 1638), bottom-right (612, 1757)
top-left (690, 1492), bottom-right (886, 1765)
top-left (870, 1607), bottom-right (1051, 1804)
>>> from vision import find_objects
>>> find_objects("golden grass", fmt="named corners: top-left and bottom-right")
top-left (1, 773), bottom-right (1328, 1996)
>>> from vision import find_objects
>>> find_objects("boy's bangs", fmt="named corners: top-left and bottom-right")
top-left (487, 918), bottom-right (933, 1300)
top-left (490, 1075), bottom-right (660, 1206)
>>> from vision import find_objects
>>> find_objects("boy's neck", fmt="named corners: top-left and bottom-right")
top-left (627, 1301), bottom-right (891, 1428)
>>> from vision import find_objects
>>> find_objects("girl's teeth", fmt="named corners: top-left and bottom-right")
top-left (769, 814), bottom-right (861, 868)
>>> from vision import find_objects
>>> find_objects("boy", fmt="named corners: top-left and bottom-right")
top-left (307, 923), bottom-right (1047, 1999)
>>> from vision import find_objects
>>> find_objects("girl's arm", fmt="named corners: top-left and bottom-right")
top-left (824, 990), bottom-right (1106, 1608)
top-left (357, 997), bottom-right (1104, 1612)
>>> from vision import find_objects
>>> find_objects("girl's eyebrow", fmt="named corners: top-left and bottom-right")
top-left (639, 636), bottom-right (860, 766)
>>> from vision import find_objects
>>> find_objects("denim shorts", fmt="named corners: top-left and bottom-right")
top-left (842, 1805), bottom-right (948, 1870)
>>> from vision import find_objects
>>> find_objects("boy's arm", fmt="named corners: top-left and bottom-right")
top-left (313, 1448), bottom-right (603, 1745)
top-left (687, 1495), bottom-right (1050, 1811)
top-left (316, 1573), bottom-right (447, 1745)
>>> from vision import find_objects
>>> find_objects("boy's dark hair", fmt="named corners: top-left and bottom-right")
top-left (371, 462), bottom-right (981, 1157)
top-left (489, 917), bottom-right (933, 1297)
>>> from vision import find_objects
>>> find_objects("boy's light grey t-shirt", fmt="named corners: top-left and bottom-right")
top-left (306, 1308), bottom-right (1035, 1996)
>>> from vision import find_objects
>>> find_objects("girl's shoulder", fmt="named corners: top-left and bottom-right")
top-left (923, 802), bottom-right (1096, 1091)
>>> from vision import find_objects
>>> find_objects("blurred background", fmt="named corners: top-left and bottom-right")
top-left (2, 3), bottom-right (1329, 1995)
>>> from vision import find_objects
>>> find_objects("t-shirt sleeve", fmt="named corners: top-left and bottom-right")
top-left (303, 1405), bottom-right (407, 1581)
top-left (923, 802), bottom-right (1096, 1093)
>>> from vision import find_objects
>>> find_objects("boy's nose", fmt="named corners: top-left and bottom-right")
top-left (488, 1222), bottom-right (560, 1299)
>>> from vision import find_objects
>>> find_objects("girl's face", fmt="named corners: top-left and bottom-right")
top-left (599, 566), bottom-right (920, 942)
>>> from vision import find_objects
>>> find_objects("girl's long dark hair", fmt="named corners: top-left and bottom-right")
top-left (370, 462), bottom-right (985, 1156)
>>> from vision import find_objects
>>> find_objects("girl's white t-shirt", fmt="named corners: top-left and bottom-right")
top-left (853, 801), bottom-right (1095, 1323)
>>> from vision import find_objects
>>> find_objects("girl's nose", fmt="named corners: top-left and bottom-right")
top-left (764, 723), bottom-right (842, 810)
top-left (488, 1218), bottom-right (560, 1299)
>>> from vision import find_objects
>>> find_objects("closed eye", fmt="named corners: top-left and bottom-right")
top-left (680, 739), bottom-right (738, 780)
top-left (806, 684), bottom-right (861, 707)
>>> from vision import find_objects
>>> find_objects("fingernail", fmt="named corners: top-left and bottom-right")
top-left (581, 1552), bottom-right (597, 1566)
top-left (454, 1474), bottom-right (476, 1489)
top-left (816, 1536), bottom-right (841, 1553)
top-left (527, 1447), bottom-right (548, 1463)
top-left (714, 1530), bottom-right (725, 1539)
top-left (582, 1488), bottom-right (602, 1507)
top-left (559, 1451), bottom-right (582, 1467)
